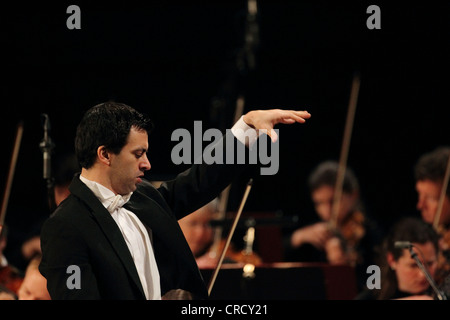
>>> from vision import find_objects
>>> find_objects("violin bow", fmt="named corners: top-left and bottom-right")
top-left (433, 152), bottom-right (450, 230)
top-left (207, 178), bottom-right (253, 296)
top-left (209, 96), bottom-right (245, 258)
top-left (329, 73), bottom-right (360, 230)
top-left (0, 122), bottom-right (24, 233)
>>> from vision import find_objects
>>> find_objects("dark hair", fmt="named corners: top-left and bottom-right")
top-left (53, 152), bottom-right (80, 186)
top-left (308, 161), bottom-right (359, 194)
top-left (414, 146), bottom-right (450, 198)
top-left (75, 101), bottom-right (153, 169)
top-left (378, 217), bottom-right (439, 300)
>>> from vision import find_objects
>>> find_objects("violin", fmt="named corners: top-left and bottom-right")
top-left (436, 223), bottom-right (450, 251)
top-left (326, 209), bottom-right (366, 267)
top-left (435, 224), bottom-right (450, 285)
top-left (206, 232), bottom-right (262, 267)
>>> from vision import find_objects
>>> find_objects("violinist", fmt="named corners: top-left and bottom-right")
top-left (179, 197), bottom-right (263, 270)
top-left (414, 146), bottom-right (450, 284)
top-left (0, 225), bottom-right (23, 299)
top-left (285, 161), bottom-right (383, 289)
top-left (179, 198), bottom-right (223, 269)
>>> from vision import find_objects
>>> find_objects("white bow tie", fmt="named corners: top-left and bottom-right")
top-left (107, 193), bottom-right (132, 213)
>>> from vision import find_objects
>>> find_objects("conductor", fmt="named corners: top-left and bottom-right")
top-left (38, 101), bottom-right (310, 299)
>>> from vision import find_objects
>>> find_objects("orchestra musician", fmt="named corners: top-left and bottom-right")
top-left (355, 217), bottom-right (440, 300)
top-left (414, 146), bottom-right (450, 285)
top-left (38, 101), bottom-right (311, 299)
top-left (285, 160), bottom-right (384, 290)
top-left (179, 198), bottom-right (262, 269)
top-left (179, 198), bottom-right (223, 269)
top-left (0, 225), bottom-right (23, 299)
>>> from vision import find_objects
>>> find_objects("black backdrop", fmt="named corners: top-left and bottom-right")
top-left (1, 1), bottom-right (449, 268)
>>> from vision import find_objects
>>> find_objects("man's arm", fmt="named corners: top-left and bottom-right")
top-left (39, 214), bottom-right (101, 299)
top-left (158, 109), bottom-right (311, 219)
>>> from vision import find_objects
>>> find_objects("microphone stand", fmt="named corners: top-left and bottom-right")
top-left (39, 114), bottom-right (56, 212)
top-left (408, 246), bottom-right (447, 300)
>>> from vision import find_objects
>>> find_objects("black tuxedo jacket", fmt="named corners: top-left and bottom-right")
top-left (39, 133), bottom-right (247, 299)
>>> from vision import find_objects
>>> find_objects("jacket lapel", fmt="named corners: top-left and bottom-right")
top-left (69, 175), bottom-right (146, 298)
top-left (125, 190), bottom-right (192, 258)
top-left (125, 187), bottom-right (202, 280)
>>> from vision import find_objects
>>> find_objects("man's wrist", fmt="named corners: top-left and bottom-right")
top-left (231, 115), bottom-right (259, 148)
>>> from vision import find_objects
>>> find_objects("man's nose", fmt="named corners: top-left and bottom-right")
top-left (417, 197), bottom-right (424, 210)
top-left (141, 154), bottom-right (151, 171)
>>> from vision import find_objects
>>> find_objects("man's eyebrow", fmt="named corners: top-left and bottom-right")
top-left (132, 147), bottom-right (148, 153)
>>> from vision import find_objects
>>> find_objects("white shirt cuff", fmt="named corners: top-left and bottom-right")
top-left (231, 116), bottom-right (260, 148)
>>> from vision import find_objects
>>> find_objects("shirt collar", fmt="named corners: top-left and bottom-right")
top-left (79, 175), bottom-right (133, 213)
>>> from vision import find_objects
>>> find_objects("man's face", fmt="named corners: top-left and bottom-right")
top-left (416, 179), bottom-right (450, 225)
top-left (109, 127), bottom-right (151, 195)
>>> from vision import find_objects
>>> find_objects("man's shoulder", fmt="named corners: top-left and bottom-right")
top-left (134, 179), bottom-right (161, 198)
top-left (41, 195), bottom-right (95, 240)
top-left (46, 194), bottom-right (90, 225)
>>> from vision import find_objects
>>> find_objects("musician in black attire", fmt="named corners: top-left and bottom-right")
top-left (38, 101), bottom-right (311, 299)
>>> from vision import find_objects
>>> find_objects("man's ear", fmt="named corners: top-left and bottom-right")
top-left (97, 146), bottom-right (111, 166)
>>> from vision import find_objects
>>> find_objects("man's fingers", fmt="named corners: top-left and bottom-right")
top-left (279, 118), bottom-right (296, 124)
top-left (262, 110), bottom-right (312, 142)
top-left (286, 110), bottom-right (311, 120)
top-left (264, 128), bottom-right (278, 143)
top-left (277, 110), bottom-right (311, 124)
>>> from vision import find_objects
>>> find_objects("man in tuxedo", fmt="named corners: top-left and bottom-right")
top-left (38, 101), bottom-right (310, 299)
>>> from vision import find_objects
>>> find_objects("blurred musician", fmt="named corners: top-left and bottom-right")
top-left (286, 161), bottom-right (383, 289)
top-left (356, 217), bottom-right (439, 300)
top-left (179, 198), bottom-right (262, 269)
top-left (179, 199), bottom-right (221, 269)
top-left (0, 225), bottom-right (23, 299)
top-left (414, 146), bottom-right (450, 284)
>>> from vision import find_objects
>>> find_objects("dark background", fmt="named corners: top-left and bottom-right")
top-left (1, 1), bottom-right (449, 269)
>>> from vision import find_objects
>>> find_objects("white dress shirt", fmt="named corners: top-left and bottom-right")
top-left (79, 175), bottom-right (161, 300)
